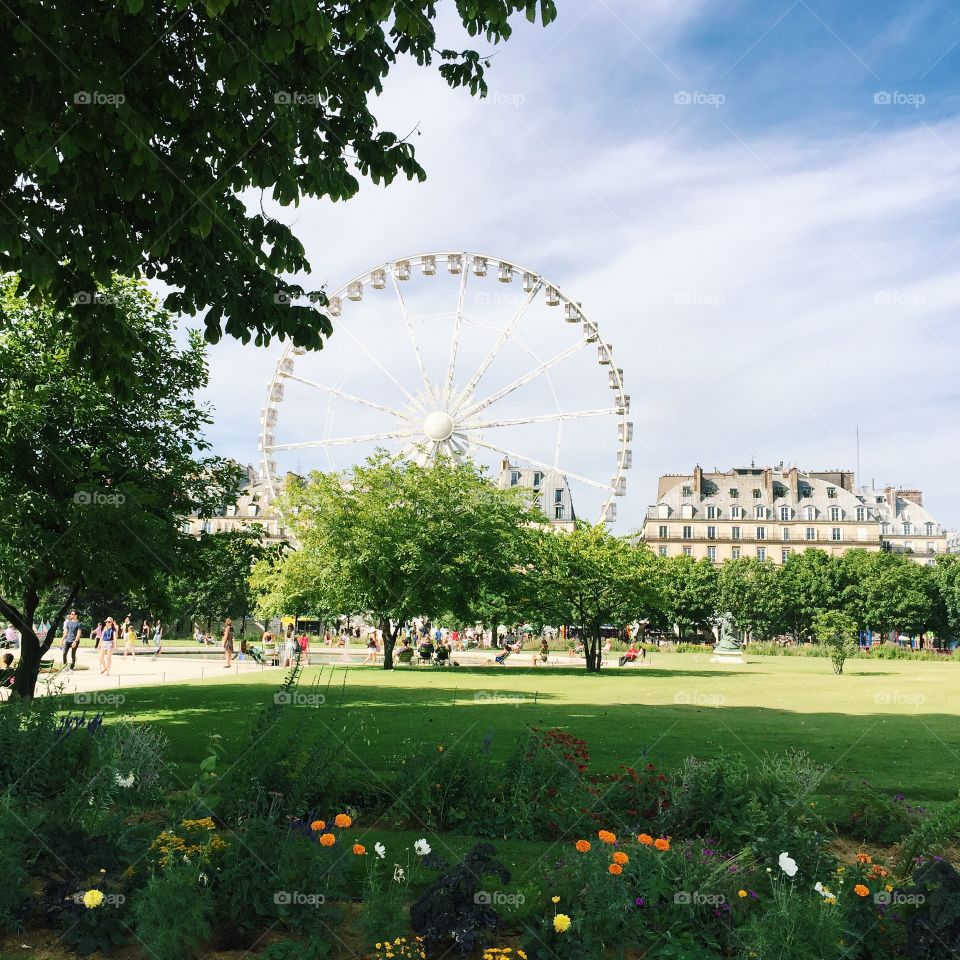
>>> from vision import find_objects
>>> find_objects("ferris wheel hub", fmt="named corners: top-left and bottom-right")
top-left (423, 410), bottom-right (456, 442)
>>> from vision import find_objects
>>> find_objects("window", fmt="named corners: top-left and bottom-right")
top-left (827, 487), bottom-right (837, 498)
top-left (729, 488), bottom-right (739, 498)
top-left (881, 522), bottom-right (890, 534)
top-left (925, 522), bottom-right (934, 536)
top-left (554, 488), bottom-right (564, 504)
top-left (782, 548), bottom-right (791, 562)
top-left (510, 470), bottom-right (521, 486)
top-left (658, 545), bottom-right (668, 557)
top-left (682, 545), bottom-right (692, 557)
top-left (707, 525), bottom-right (717, 539)
top-left (754, 505), bottom-right (765, 519)
top-left (247, 504), bottom-right (259, 517)
top-left (753, 488), bottom-right (761, 498)
top-left (226, 504), bottom-right (237, 517)
top-left (707, 545), bottom-right (717, 562)
top-left (682, 525), bottom-right (693, 539)
top-left (829, 506), bottom-right (840, 522)
top-left (682, 485), bottom-right (693, 497)
top-left (533, 471), bottom-right (544, 489)
top-left (731, 505), bottom-right (742, 519)
top-left (831, 527), bottom-right (842, 541)
top-left (905, 541), bottom-right (914, 553)
top-left (876, 496), bottom-right (884, 504)
top-left (927, 542), bottom-right (936, 554)
top-left (756, 527), bottom-right (766, 540)
top-left (779, 506), bottom-right (790, 521)
top-left (856, 506), bottom-right (866, 522)
top-left (806, 527), bottom-right (816, 540)
top-left (706, 505), bottom-right (717, 519)
top-left (903, 522), bottom-right (912, 536)
top-left (554, 504), bottom-right (565, 520)
top-left (731, 546), bottom-right (741, 559)
top-left (732, 526), bottom-right (741, 540)
top-left (658, 525), bottom-right (668, 538)
top-left (757, 546), bottom-right (766, 561)
top-left (804, 506), bottom-right (815, 521)
top-left (782, 527), bottom-right (791, 541)
top-left (202, 521), bottom-right (212, 534)
top-left (681, 503), bottom-right (694, 519)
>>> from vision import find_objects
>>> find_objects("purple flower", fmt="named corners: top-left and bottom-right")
top-left (635, 897), bottom-right (646, 907)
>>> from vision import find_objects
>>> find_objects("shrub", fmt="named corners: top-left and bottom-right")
top-left (0, 795), bottom-right (30, 931)
top-left (841, 782), bottom-right (925, 844)
top-left (132, 862), bottom-right (214, 960)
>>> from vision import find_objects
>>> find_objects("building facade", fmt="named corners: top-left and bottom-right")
top-left (641, 465), bottom-right (946, 565)
top-left (496, 458), bottom-right (577, 531)
top-left (182, 465), bottom-right (286, 542)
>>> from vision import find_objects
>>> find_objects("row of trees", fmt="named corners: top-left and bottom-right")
top-left (251, 455), bottom-right (960, 672)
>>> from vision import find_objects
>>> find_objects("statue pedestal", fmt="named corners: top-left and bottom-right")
top-left (710, 648), bottom-right (745, 664)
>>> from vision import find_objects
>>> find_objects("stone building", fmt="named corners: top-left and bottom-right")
top-left (181, 465), bottom-right (285, 542)
top-left (641, 464), bottom-right (945, 565)
top-left (496, 458), bottom-right (577, 531)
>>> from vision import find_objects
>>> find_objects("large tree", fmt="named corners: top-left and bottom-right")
top-left (529, 523), bottom-right (658, 672)
top-left (1, 1), bottom-right (557, 371)
top-left (0, 274), bottom-right (240, 696)
top-left (777, 548), bottom-right (836, 642)
top-left (659, 554), bottom-right (719, 639)
top-left (252, 453), bottom-right (537, 668)
top-left (717, 557), bottom-right (783, 642)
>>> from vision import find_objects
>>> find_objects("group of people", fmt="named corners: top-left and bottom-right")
top-left (58, 612), bottom-right (164, 676)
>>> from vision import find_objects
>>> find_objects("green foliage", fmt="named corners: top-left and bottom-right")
top-left (0, 1), bottom-right (557, 366)
top-left (257, 939), bottom-right (331, 960)
top-left (837, 782), bottom-right (924, 844)
top-left (896, 791), bottom-right (960, 879)
top-left (132, 862), bottom-right (214, 960)
top-left (813, 610), bottom-right (859, 674)
top-left (0, 795), bottom-right (29, 931)
top-left (660, 555), bottom-right (719, 637)
top-left (718, 557), bottom-right (783, 641)
top-left (357, 860), bottom-right (410, 952)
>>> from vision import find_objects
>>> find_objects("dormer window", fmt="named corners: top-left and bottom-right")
top-left (827, 487), bottom-right (837, 498)
top-left (682, 485), bottom-right (693, 497)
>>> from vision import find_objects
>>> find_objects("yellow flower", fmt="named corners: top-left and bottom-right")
top-left (885, 884), bottom-right (893, 892)
top-left (553, 913), bottom-right (571, 933)
top-left (551, 896), bottom-right (560, 903)
top-left (737, 889), bottom-right (747, 898)
top-left (82, 890), bottom-right (105, 909)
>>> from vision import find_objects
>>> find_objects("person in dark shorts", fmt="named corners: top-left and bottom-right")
top-left (222, 618), bottom-right (234, 668)
top-left (61, 610), bottom-right (83, 670)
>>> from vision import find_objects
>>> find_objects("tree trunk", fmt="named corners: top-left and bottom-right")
top-left (3, 585), bottom-right (77, 699)
top-left (380, 616), bottom-right (403, 670)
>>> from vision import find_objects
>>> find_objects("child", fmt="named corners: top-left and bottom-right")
top-left (123, 620), bottom-right (138, 657)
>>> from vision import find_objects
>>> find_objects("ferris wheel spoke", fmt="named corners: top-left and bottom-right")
top-left (283, 373), bottom-right (413, 422)
top-left (452, 280), bottom-right (542, 411)
top-left (391, 269), bottom-right (436, 406)
top-left (463, 436), bottom-right (616, 492)
top-left (457, 340), bottom-right (588, 421)
top-left (460, 408), bottom-right (617, 431)
top-left (266, 429), bottom-right (420, 452)
top-left (442, 267), bottom-right (469, 406)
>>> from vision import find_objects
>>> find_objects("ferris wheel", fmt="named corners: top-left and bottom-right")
top-left (259, 252), bottom-right (633, 523)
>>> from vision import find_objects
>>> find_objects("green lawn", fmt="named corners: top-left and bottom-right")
top-left (100, 653), bottom-right (960, 805)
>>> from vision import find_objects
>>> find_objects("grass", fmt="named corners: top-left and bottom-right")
top-left (97, 653), bottom-right (960, 805)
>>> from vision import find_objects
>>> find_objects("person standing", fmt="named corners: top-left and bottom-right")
top-left (123, 620), bottom-right (138, 657)
top-left (140, 619), bottom-right (151, 646)
top-left (60, 611), bottom-right (83, 670)
top-left (222, 618), bottom-right (234, 669)
top-left (152, 620), bottom-right (163, 659)
top-left (92, 621), bottom-right (103, 650)
top-left (99, 617), bottom-right (117, 675)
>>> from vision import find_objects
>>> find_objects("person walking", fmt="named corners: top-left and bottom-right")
top-left (123, 620), bottom-right (138, 657)
top-left (140, 619), bottom-right (151, 646)
top-left (222, 618), bottom-right (235, 669)
top-left (152, 620), bottom-right (163, 659)
top-left (60, 610), bottom-right (82, 670)
top-left (99, 617), bottom-right (117, 675)
top-left (92, 621), bottom-right (103, 650)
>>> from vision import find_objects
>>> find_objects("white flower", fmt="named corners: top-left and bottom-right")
top-left (115, 772), bottom-right (135, 788)
top-left (374, 842), bottom-right (386, 859)
top-left (393, 864), bottom-right (405, 883)
top-left (814, 882), bottom-right (832, 898)
top-left (778, 852), bottom-right (798, 877)
top-left (199, 873), bottom-right (209, 886)
top-left (414, 838), bottom-right (431, 856)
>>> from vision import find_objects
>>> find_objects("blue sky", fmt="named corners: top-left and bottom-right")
top-left (197, 0), bottom-right (960, 532)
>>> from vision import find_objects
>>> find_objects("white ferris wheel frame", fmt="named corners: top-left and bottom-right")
top-left (258, 251), bottom-right (633, 523)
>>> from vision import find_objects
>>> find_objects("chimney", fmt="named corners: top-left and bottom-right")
top-left (885, 486), bottom-right (897, 511)
top-left (693, 464), bottom-right (703, 496)
top-left (763, 467), bottom-right (772, 496)
top-left (788, 466), bottom-right (799, 503)
top-left (897, 488), bottom-right (924, 506)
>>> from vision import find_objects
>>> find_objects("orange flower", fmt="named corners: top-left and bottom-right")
top-left (856, 853), bottom-right (872, 864)
top-left (352, 843), bottom-right (366, 856)
top-left (334, 813), bottom-right (353, 829)
top-left (854, 884), bottom-right (870, 898)
top-left (310, 820), bottom-right (325, 832)
top-left (319, 833), bottom-right (336, 847)
top-left (575, 840), bottom-right (591, 853)
top-left (608, 863), bottom-right (623, 875)
top-left (638, 834), bottom-right (653, 846)
top-left (654, 838), bottom-right (670, 852)
top-left (598, 830), bottom-right (617, 845)
top-left (613, 851), bottom-right (629, 865)
top-left (870, 866), bottom-right (889, 879)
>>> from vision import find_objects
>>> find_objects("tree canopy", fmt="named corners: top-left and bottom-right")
top-left (1, 0), bottom-right (557, 372)
top-left (0, 274), bottom-right (239, 695)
